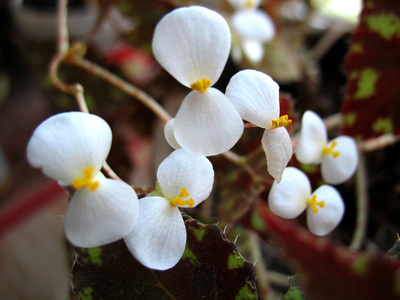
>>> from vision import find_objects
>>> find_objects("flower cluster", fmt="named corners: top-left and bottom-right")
top-left (27, 5), bottom-right (359, 273)
top-left (27, 112), bottom-right (214, 270)
top-left (267, 110), bottom-right (358, 236)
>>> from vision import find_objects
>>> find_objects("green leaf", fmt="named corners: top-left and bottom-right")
top-left (72, 215), bottom-right (257, 299)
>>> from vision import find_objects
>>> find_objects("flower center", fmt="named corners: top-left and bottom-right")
top-left (307, 195), bottom-right (325, 213)
top-left (271, 115), bottom-right (292, 129)
top-left (245, 0), bottom-right (255, 9)
top-left (72, 166), bottom-right (100, 191)
top-left (323, 141), bottom-right (340, 158)
top-left (190, 79), bottom-right (211, 93)
top-left (170, 187), bottom-right (194, 207)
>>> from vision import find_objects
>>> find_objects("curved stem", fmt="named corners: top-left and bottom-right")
top-left (68, 56), bottom-right (172, 123)
top-left (49, 0), bottom-right (89, 113)
top-left (349, 152), bottom-right (368, 250)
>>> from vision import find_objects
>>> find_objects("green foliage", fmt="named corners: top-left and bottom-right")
top-left (72, 215), bottom-right (257, 299)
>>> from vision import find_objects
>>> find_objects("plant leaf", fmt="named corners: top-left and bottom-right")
top-left (72, 214), bottom-right (257, 299)
top-left (341, 0), bottom-right (400, 140)
top-left (255, 202), bottom-right (400, 300)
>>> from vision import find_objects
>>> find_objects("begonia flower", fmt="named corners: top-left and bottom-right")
top-left (26, 112), bottom-right (139, 248)
top-left (152, 6), bottom-right (244, 156)
top-left (228, 0), bottom-right (275, 64)
top-left (225, 69), bottom-right (292, 183)
top-left (124, 149), bottom-right (214, 270)
top-left (269, 167), bottom-right (345, 236)
top-left (295, 110), bottom-right (358, 184)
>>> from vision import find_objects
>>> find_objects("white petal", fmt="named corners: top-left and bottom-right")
top-left (64, 178), bottom-right (139, 248)
top-left (26, 112), bottom-right (112, 185)
top-left (268, 167), bottom-right (311, 218)
top-left (225, 69), bottom-right (280, 128)
top-left (233, 10), bottom-right (275, 41)
top-left (295, 110), bottom-right (327, 164)
top-left (306, 185), bottom-right (344, 236)
top-left (262, 128), bottom-right (293, 183)
top-left (321, 136), bottom-right (359, 184)
top-left (152, 6), bottom-right (231, 87)
top-left (124, 196), bottom-right (186, 270)
top-left (174, 88), bottom-right (244, 156)
top-left (157, 149), bottom-right (214, 207)
top-left (242, 38), bottom-right (264, 64)
top-left (164, 118), bottom-right (181, 149)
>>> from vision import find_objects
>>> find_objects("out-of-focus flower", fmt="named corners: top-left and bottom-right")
top-left (152, 6), bottom-right (244, 156)
top-left (26, 112), bottom-right (139, 248)
top-left (124, 149), bottom-right (214, 270)
top-left (269, 167), bottom-right (345, 236)
top-left (295, 110), bottom-right (358, 184)
top-left (105, 44), bottom-right (159, 86)
top-left (228, 0), bottom-right (275, 64)
top-left (225, 69), bottom-right (292, 182)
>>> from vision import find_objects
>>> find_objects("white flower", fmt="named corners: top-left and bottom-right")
top-left (295, 110), bottom-right (358, 184)
top-left (268, 167), bottom-right (345, 236)
top-left (26, 112), bottom-right (139, 248)
top-left (124, 149), bottom-right (214, 270)
top-left (229, 0), bottom-right (275, 64)
top-left (227, 0), bottom-right (261, 10)
top-left (225, 69), bottom-right (293, 183)
top-left (152, 6), bottom-right (244, 156)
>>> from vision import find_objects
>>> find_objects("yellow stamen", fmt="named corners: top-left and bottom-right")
top-left (72, 167), bottom-right (100, 191)
top-left (307, 195), bottom-right (325, 213)
top-left (271, 115), bottom-right (292, 129)
top-left (323, 141), bottom-right (340, 158)
top-left (170, 187), bottom-right (194, 207)
top-left (245, 0), bottom-right (255, 9)
top-left (190, 79), bottom-right (211, 93)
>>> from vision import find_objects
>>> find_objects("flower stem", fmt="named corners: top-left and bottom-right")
top-left (68, 55), bottom-right (172, 123)
top-left (249, 232), bottom-right (272, 299)
top-left (349, 152), bottom-right (368, 250)
top-left (222, 151), bottom-right (257, 177)
top-left (49, 0), bottom-right (88, 113)
top-left (358, 134), bottom-right (400, 152)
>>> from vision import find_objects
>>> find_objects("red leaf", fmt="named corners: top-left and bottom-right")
top-left (341, 0), bottom-right (400, 140)
top-left (256, 202), bottom-right (400, 300)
